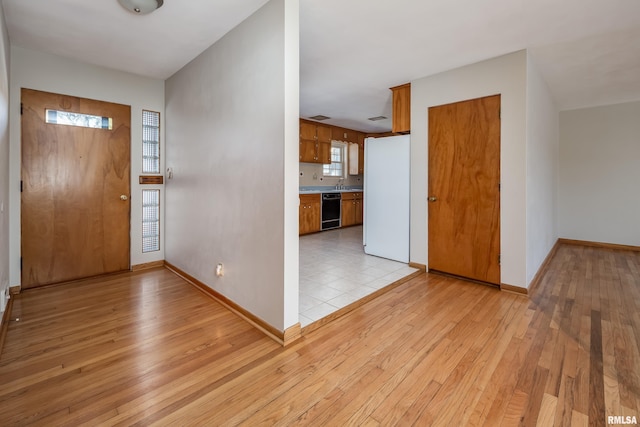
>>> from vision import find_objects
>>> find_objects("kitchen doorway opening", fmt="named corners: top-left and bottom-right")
top-left (298, 225), bottom-right (419, 328)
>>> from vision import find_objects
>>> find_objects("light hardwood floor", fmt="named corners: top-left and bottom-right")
top-left (0, 242), bottom-right (639, 425)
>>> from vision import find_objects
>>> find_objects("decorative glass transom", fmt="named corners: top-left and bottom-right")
top-left (45, 109), bottom-right (113, 130)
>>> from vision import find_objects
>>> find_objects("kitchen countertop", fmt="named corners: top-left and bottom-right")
top-left (299, 186), bottom-right (363, 194)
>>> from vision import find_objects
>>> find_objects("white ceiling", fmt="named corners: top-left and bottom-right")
top-left (3, 0), bottom-right (640, 132)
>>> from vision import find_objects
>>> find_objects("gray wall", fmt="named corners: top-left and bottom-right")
top-left (559, 101), bottom-right (640, 246)
top-left (0, 4), bottom-right (9, 314)
top-left (165, 0), bottom-right (299, 331)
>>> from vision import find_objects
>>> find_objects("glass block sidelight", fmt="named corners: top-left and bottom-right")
top-left (142, 110), bottom-right (160, 174)
top-left (142, 190), bottom-right (160, 253)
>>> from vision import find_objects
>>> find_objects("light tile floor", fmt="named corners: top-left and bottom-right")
top-left (299, 225), bottom-right (419, 327)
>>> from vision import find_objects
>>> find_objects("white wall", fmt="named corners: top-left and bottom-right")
top-left (9, 46), bottom-right (165, 288)
top-left (559, 101), bottom-right (640, 246)
top-left (525, 53), bottom-right (559, 284)
top-left (411, 51), bottom-right (528, 288)
top-left (165, 0), bottom-right (299, 332)
top-left (0, 5), bottom-right (10, 313)
top-left (282, 0), bottom-right (300, 330)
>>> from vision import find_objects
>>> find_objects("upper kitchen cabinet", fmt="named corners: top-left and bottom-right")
top-left (348, 132), bottom-right (365, 175)
top-left (300, 119), bottom-right (331, 164)
top-left (390, 83), bottom-right (411, 133)
top-left (300, 121), bottom-right (316, 162)
top-left (331, 126), bottom-right (357, 144)
top-left (317, 124), bottom-right (332, 164)
top-left (357, 133), bottom-right (365, 175)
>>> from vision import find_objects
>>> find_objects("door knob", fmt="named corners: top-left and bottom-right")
top-left (428, 196), bottom-right (437, 202)
top-left (120, 195), bottom-right (128, 201)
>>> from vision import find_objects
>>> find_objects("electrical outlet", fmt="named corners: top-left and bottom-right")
top-left (215, 263), bottom-right (224, 277)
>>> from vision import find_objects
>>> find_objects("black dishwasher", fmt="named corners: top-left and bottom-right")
top-left (321, 193), bottom-right (341, 230)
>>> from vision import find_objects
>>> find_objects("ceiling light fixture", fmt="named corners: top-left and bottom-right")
top-left (118, 0), bottom-right (164, 15)
top-left (309, 115), bottom-right (330, 121)
top-left (368, 116), bottom-right (388, 121)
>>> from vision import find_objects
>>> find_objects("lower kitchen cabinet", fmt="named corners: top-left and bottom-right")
top-left (355, 195), bottom-right (363, 224)
top-left (299, 193), bottom-right (321, 235)
top-left (341, 192), bottom-right (363, 227)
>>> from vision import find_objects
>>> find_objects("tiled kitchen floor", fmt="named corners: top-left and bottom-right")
top-left (299, 225), bottom-right (419, 327)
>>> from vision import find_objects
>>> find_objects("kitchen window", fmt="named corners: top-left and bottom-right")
top-left (323, 143), bottom-right (346, 177)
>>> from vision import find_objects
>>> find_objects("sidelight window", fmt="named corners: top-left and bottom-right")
top-left (142, 189), bottom-right (160, 252)
top-left (142, 110), bottom-right (160, 174)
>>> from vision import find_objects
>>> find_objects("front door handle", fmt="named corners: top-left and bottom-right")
top-left (120, 195), bottom-right (128, 201)
top-left (428, 196), bottom-right (437, 202)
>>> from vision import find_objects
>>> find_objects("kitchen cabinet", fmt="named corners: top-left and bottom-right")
top-left (300, 120), bottom-right (331, 164)
top-left (299, 121), bottom-right (316, 162)
top-left (341, 192), bottom-right (363, 227)
top-left (348, 143), bottom-right (359, 175)
top-left (348, 133), bottom-right (365, 175)
top-left (357, 132), bottom-right (365, 175)
top-left (317, 124), bottom-right (331, 164)
top-left (390, 83), bottom-right (411, 133)
top-left (331, 126), bottom-right (357, 144)
top-left (299, 193), bottom-right (321, 235)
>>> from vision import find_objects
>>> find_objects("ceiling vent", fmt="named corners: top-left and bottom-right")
top-left (308, 115), bottom-right (330, 121)
top-left (368, 116), bottom-right (388, 121)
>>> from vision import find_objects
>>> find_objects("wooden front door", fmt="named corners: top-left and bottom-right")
top-left (21, 89), bottom-right (131, 289)
top-left (428, 95), bottom-right (501, 285)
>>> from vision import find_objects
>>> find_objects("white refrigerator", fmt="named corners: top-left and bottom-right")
top-left (363, 134), bottom-right (410, 263)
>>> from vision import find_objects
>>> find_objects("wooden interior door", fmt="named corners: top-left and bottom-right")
top-left (428, 95), bottom-right (501, 285)
top-left (21, 89), bottom-right (131, 288)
